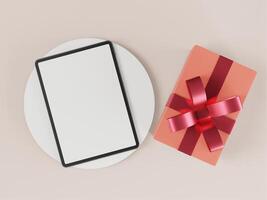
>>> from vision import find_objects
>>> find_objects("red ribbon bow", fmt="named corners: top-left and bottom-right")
top-left (166, 56), bottom-right (242, 155)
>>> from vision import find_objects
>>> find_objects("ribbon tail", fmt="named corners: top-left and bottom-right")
top-left (203, 127), bottom-right (224, 152)
top-left (213, 116), bottom-right (236, 134)
top-left (178, 127), bottom-right (201, 155)
top-left (205, 56), bottom-right (233, 99)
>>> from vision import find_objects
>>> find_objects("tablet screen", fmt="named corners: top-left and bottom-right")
top-left (36, 41), bottom-right (138, 167)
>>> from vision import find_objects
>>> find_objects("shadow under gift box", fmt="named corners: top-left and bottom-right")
top-left (153, 45), bottom-right (256, 165)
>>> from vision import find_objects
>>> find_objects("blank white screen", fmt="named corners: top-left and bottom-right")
top-left (38, 44), bottom-right (136, 164)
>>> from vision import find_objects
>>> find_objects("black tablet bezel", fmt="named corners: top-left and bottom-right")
top-left (35, 41), bottom-right (139, 167)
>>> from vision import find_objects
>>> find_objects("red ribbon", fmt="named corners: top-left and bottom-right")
top-left (166, 56), bottom-right (242, 155)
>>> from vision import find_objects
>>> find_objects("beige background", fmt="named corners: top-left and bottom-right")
top-left (1, 0), bottom-right (266, 199)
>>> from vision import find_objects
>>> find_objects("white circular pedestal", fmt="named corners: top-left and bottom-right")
top-left (24, 38), bottom-right (155, 169)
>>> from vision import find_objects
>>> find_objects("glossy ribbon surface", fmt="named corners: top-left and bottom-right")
top-left (166, 56), bottom-right (242, 155)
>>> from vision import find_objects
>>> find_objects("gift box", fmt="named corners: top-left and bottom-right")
top-left (154, 45), bottom-right (256, 165)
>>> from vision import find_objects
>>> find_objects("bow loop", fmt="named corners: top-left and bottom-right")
top-left (207, 96), bottom-right (242, 117)
top-left (186, 76), bottom-right (207, 106)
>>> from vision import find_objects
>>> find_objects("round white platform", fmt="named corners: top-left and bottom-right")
top-left (24, 38), bottom-right (155, 169)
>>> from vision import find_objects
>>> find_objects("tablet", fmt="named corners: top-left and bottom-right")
top-left (35, 41), bottom-right (139, 167)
